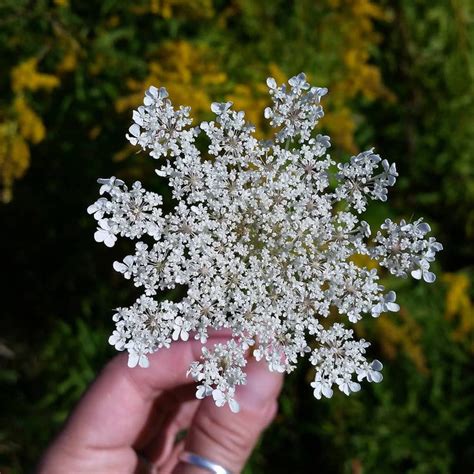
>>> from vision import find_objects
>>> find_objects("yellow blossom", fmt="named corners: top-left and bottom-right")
top-left (0, 121), bottom-right (31, 203)
top-left (323, 108), bottom-right (358, 154)
top-left (56, 50), bottom-right (78, 74)
top-left (11, 58), bottom-right (60, 93)
top-left (14, 96), bottom-right (46, 145)
top-left (320, 0), bottom-right (395, 152)
top-left (130, 0), bottom-right (214, 18)
top-left (375, 309), bottom-right (428, 374)
top-left (443, 273), bottom-right (474, 351)
top-left (226, 83), bottom-right (269, 138)
top-left (116, 41), bottom-right (226, 116)
top-left (1, 56), bottom-right (57, 202)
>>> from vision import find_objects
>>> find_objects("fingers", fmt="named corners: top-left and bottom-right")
top-left (134, 383), bottom-right (196, 452)
top-left (37, 332), bottom-right (282, 474)
top-left (37, 335), bottom-right (230, 474)
top-left (141, 385), bottom-right (200, 466)
top-left (56, 336), bottom-right (230, 450)
top-left (159, 439), bottom-right (186, 474)
top-left (175, 357), bottom-right (283, 474)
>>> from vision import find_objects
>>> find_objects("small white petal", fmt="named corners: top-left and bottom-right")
top-left (87, 204), bottom-right (97, 215)
top-left (139, 354), bottom-right (149, 368)
top-left (196, 385), bottom-right (207, 399)
top-left (211, 102), bottom-right (222, 114)
top-left (264, 107), bottom-right (273, 119)
top-left (104, 234), bottom-right (117, 248)
top-left (253, 349), bottom-right (263, 361)
top-left (371, 360), bottom-right (383, 371)
top-left (386, 302), bottom-right (400, 312)
top-left (158, 87), bottom-right (168, 99)
top-left (386, 291), bottom-right (396, 302)
top-left (132, 110), bottom-right (143, 126)
top-left (411, 268), bottom-right (422, 280)
top-left (94, 229), bottom-right (105, 243)
top-left (266, 77), bottom-right (277, 89)
top-left (128, 123), bottom-right (141, 138)
top-left (371, 371), bottom-right (383, 383)
top-left (372, 304), bottom-right (382, 317)
top-left (322, 385), bottom-right (333, 398)
top-left (128, 352), bottom-right (139, 368)
top-left (340, 383), bottom-right (350, 396)
top-left (126, 135), bottom-right (138, 146)
top-left (229, 398), bottom-right (240, 413)
top-left (317, 87), bottom-right (328, 96)
top-left (349, 382), bottom-right (361, 393)
top-left (423, 271), bottom-right (436, 283)
top-left (417, 222), bottom-right (431, 233)
top-left (148, 85), bottom-right (158, 97)
top-left (113, 261), bottom-right (127, 273)
top-left (212, 389), bottom-right (225, 406)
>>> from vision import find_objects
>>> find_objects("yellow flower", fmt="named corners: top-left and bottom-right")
top-left (1, 56), bottom-right (57, 202)
top-left (0, 120), bottom-right (31, 203)
top-left (320, 0), bottom-right (395, 152)
top-left (130, 0), bottom-right (214, 18)
top-left (14, 96), bottom-right (46, 145)
top-left (375, 310), bottom-right (428, 374)
top-left (116, 41), bottom-right (226, 116)
top-left (226, 83), bottom-right (269, 138)
top-left (443, 273), bottom-right (474, 351)
top-left (56, 50), bottom-right (78, 74)
top-left (322, 108), bottom-right (357, 154)
top-left (11, 58), bottom-right (60, 93)
top-left (226, 63), bottom-right (288, 139)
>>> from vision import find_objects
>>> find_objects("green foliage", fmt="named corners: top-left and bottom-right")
top-left (369, 0), bottom-right (474, 266)
top-left (246, 279), bottom-right (474, 474)
top-left (0, 320), bottom-right (112, 471)
top-left (0, 0), bottom-right (473, 472)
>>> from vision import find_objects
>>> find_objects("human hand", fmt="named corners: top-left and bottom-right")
top-left (37, 334), bottom-right (283, 473)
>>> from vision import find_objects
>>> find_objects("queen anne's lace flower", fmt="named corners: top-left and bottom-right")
top-left (89, 73), bottom-right (442, 412)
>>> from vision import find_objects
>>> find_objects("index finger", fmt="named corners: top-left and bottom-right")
top-left (52, 335), bottom-right (230, 451)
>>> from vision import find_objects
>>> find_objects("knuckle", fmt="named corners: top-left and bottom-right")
top-left (203, 409), bottom-right (256, 455)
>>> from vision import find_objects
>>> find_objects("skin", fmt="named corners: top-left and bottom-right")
top-left (37, 334), bottom-right (283, 474)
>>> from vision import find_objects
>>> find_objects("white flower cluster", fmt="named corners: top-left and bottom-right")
top-left (88, 73), bottom-right (442, 412)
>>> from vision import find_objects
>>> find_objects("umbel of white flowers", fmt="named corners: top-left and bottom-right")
top-left (88, 73), bottom-right (442, 413)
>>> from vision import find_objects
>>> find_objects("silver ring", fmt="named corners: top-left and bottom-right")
top-left (179, 451), bottom-right (234, 474)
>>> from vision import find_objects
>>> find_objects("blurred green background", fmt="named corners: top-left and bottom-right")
top-left (1, 0), bottom-right (473, 472)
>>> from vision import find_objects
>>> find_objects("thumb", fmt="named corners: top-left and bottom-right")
top-left (175, 357), bottom-right (283, 474)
